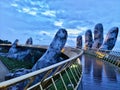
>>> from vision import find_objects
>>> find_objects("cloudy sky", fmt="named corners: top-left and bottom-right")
top-left (0, 0), bottom-right (120, 49)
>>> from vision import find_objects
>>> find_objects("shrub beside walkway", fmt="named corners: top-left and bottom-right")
top-left (0, 60), bottom-right (9, 82)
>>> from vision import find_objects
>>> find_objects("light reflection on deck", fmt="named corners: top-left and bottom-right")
top-left (80, 54), bottom-right (120, 90)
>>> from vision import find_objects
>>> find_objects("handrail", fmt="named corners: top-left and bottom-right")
top-left (0, 48), bottom-right (83, 89)
top-left (0, 44), bottom-right (120, 56)
top-left (85, 48), bottom-right (116, 52)
top-left (87, 48), bottom-right (120, 56)
top-left (84, 48), bottom-right (120, 68)
top-left (0, 44), bottom-right (48, 49)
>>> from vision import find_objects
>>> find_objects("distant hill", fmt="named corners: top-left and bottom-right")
top-left (0, 39), bottom-right (11, 44)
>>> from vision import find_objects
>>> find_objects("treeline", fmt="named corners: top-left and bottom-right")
top-left (0, 39), bottom-right (11, 44)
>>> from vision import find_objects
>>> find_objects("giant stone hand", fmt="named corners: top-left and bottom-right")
top-left (76, 23), bottom-right (119, 50)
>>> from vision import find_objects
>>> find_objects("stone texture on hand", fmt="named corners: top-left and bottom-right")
top-left (76, 23), bottom-right (119, 51)
top-left (92, 23), bottom-right (104, 49)
top-left (90, 23), bottom-right (118, 50)
top-left (32, 28), bottom-right (68, 71)
top-left (25, 37), bottom-right (33, 45)
top-left (85, 29), bottom-right (93, 49)
top-left (8, 39), bottom-right (19, 54)
top-left (99, 27), bottom-right (119, 50)
top-left (31, 28), bottom-right (67, 84)
top-left (76, 35), bottom-right (82, 49)
top-left (7, 38), bottom-right (32, 60)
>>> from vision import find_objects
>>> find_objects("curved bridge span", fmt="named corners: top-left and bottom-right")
top-left (0, 44), bottom-right (120, 90)
top-left (0, 44), bottom-right (83, 90)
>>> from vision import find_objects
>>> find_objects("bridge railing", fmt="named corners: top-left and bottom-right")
top-left (0, 44), bottom-right (48, 51)
top-left (84, 48), bottom-right (120, 67)
top-left (0, 48), bottom-right (83, 90)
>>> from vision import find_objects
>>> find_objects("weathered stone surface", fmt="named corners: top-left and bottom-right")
top-left (84, 29), bottom-right (93, 49)
top-left (92, 23), bottom-right (103, 49)
top-left (7, 50), bottom-right (31, 60)
top-left (7, 39), bottom-right (31, 60)
top-left (99, 27), bottom-right (119, 50)
top-left (76, 35), bottom-right (82, 49)
top-left (32, 28), bottom-right (68, 71)
top-left (25, 37), bottom-right (33, 45)
top-left (8, 39), bottom-right (19, 54)
top-left (0, 52), bottom-right (7, 57)
top-left (5, 68), bottom-right (31, 80)
top-left (32, 28), bottom-right (67, 83)
top-left (5, 68), bottom-right (31, 90)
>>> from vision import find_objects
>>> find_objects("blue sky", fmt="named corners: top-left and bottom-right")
top-left (0, 0), bottom-right (120, 49)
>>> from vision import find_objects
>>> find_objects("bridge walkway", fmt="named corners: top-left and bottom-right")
top-left (78, 54), bottom-right (120, 90)
top-left (0, 44), bottom-right (120, 90)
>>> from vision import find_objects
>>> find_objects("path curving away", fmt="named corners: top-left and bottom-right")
top-left (78, 54), bottom-right (120, 90)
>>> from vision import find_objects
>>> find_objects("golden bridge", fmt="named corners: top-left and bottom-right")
top-left (0, 44), bottom-right (120, 90)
